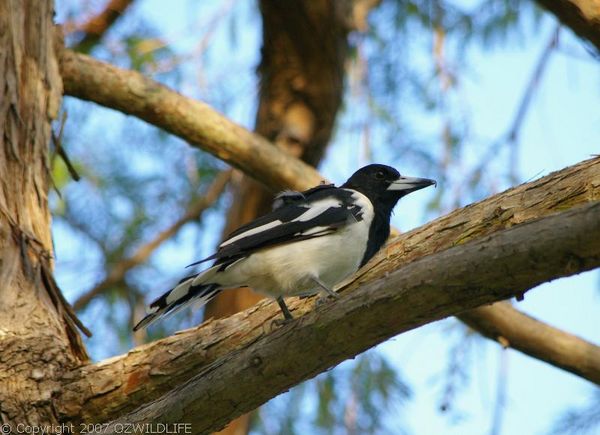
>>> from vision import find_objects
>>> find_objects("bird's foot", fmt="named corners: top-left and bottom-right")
top-left (314, 293), bottom-right (339, 308)
top-left (270, 296), bottom-right (294, 329)
top-left (311, 277), bottom-right (339, 299)
top-left (270, 316), bottom-right (294, 330)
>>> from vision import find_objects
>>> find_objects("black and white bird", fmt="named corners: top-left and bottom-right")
top-left (133, 164), bottom-right (435, 331)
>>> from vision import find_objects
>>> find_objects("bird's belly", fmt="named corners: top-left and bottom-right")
top-left (221, 222), bottom-right (369, 297)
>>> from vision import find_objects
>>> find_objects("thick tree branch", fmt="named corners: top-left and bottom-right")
top-left (59, 49), bottom-right (324, 192)
top-left (98, 201), bottom-right (600, 433)
top-left (72, 170), bottom-right (231, 311)
top-left (459, 302), bottom-right (600, 384)
top-left (56, 157), bottom-right (600, 425)
top-left (535, 0), bottom-right (600, 53)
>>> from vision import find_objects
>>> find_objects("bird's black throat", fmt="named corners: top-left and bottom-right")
top-left (359, 192), bottom-right (402, 267)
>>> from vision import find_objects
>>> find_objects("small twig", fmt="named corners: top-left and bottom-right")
top-left (70, 0), bottom-right (135, 53)
top-left (465, 26), bottom-right (560, 193)
top-left (73, 170), bottom-right (231, 311)
top-left (0, 203), bottom-right (91, 357)
top-left (51, 111), bottom-right (81, 182)
top-left (506, 24), bottom-right (560, 145)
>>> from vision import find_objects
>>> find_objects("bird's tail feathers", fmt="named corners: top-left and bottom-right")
top-left (133, 272), bottom-right (221, 331)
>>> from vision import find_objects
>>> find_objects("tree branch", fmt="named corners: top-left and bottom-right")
top-left (459, 302), bottom-right (600, 384)
top-left (59, 49), bottom-right (324, 192)
top-left (56, 157), bottom-right (600, 426)
top-left (72, 170), bottom-right (231, 311)
top-left (57, 44), bottom-right (600, 419)
top-left (534, 0), bottom-right (600, 54)
top-left (70, 0), bottom-right (135, 53)
top-left (99, 201), bottom-right (600, 433)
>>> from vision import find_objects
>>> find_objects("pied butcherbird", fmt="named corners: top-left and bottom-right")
top-left (134, 164), bottom-right (435, 330)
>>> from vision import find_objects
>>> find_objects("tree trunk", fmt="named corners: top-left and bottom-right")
top-left (0, 0), bottom-right (86, 428)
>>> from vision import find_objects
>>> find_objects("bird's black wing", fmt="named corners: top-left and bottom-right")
top-left (271, 183), bottom-right (335, 210)
top-left (190, 187), bottom-right (364, 267)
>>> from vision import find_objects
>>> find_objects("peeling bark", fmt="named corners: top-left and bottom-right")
top-left (0, 0), bottom-right (85, 428)
top-left (2, 1), bottom-right (597, 430)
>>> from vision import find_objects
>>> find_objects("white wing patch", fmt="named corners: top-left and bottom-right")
top-left (345, 189), bottom-right (374, 225)
top-left (291, 198), bottom-right (342, 223)
top-left (166, 279), bottom-right (192, 305)
top-left (220, 220), bottom-right (283, 247)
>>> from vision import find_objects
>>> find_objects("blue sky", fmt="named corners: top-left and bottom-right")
top-left (55, 1), bottom-right (599, 434)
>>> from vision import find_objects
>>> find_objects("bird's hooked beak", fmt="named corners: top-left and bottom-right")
top-left (387, 176), bottom-right (437, 193)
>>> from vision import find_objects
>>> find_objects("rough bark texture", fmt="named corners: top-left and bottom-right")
top-left (460, 302), bottom-right (600, 384)
top-left (58, 10), bottom-right (597, 430)
top-left (97, 201), bottom-right (600, 434)
top-left (2, 1), bottom-right (596, 431)
top-left (535, 0), bottom-right (600, 53)
top-left (0, 0), bottom-right (85, 428)
top-left (55, 157), bottom-right (600, 427)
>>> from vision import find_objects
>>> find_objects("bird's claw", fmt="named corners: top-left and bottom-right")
top-left (314, 293), bottom-right (338, 307)
top-left (270, 316), bottom-right (293, 330)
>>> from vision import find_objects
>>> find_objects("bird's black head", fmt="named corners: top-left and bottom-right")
top-left (341, 164), bottom-right (436, 267)
top-left (342, 164), bottom-right (436, 210)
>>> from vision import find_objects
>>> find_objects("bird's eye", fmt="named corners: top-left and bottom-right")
top-left (375, 170), bottom-right (385, 180)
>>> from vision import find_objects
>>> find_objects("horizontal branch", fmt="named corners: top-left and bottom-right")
top-left (459, 302), bottom-right (600, 384)
top-left (56, 157), bottom-right (600, 425)
top-left (101, 200), bottom-right (600, 433)
top-left (59, 49), bottom-right (324, 192)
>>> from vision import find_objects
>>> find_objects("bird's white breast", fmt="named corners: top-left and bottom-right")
top-left (216, 189), bottom-right (375, 297)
